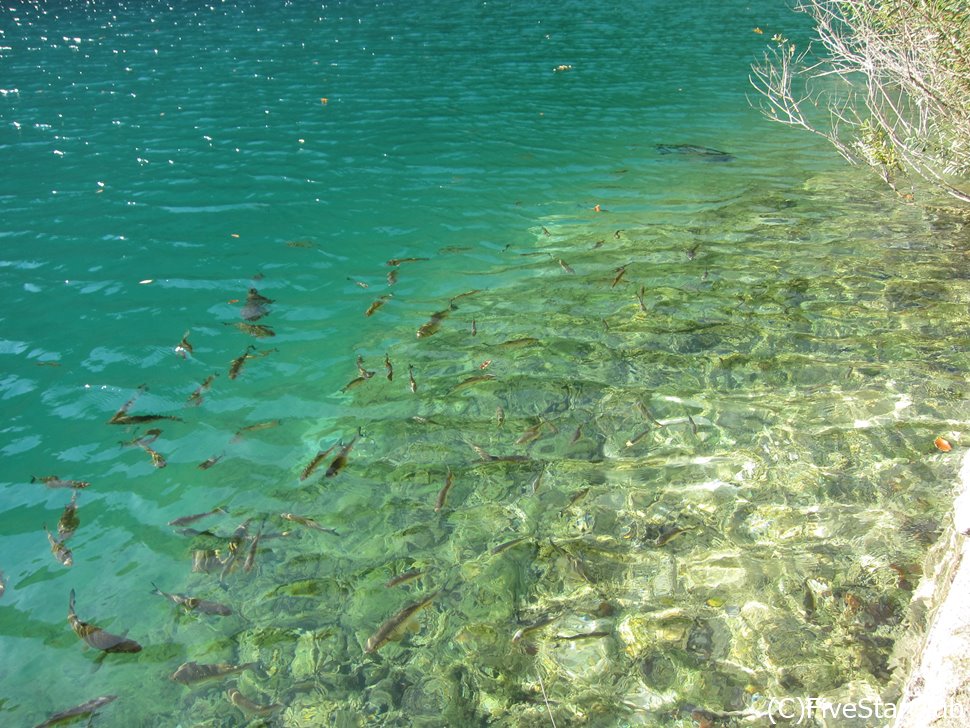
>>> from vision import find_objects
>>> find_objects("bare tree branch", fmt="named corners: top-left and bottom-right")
top-left (750, 0), bottom-right (970, 204)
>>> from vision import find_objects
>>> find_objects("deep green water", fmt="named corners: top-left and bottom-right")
top-left (1, 1), bottom-right (969, 726)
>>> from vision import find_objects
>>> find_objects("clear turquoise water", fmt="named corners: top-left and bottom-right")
top-left (1, 1), bottom-right (968, 726)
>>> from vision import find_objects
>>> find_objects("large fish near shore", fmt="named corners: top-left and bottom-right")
top-left (655, 143), bottom-right (735, 162)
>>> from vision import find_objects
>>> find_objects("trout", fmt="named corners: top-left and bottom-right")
top-left (299, 442), bottom-right (338, 481)
top-left (364, 592), bottom-right (438, 654)
top-left (171, 661), bottom-right (256, 685)
top-left (280, 513), bottom-right (339, 535)
top-left (187, 373), bottom-right (218, 406)
top-left (325, 431), bottom-right (360, 478)
top-left (34, 695), bottom-right (118, 728)
top-left (68, 589), bottom-right (142, 653)
top-left (226, 687), bottom-right (282, 717)
top-left (46, 526), bottom-right (73, 567)
top-left (151, 583), bottom-right (232, 616)
top-left (32, 475), bottom-right (90, 490)
top-left (433, 468), bottom-right (454, 513)
top-left (57, 493), bottom-right (80, 540)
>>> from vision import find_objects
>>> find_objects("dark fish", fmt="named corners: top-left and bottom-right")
top-left (448, 289), bottom-right (482, 306)
top-left (246, 288), bottom-right (273, 305)
top-left (232, 419), bottom-right (282, 440)
top-left (151, 583), bottom-right (232, 616)
top-left (515, 419), bottom-right (554, 445)
top-left (325, 431), bottom-right (361, 478)
top-left (171, 661), bottom-right (256, 685)
top-left (228, 345), bottom-right (257, 380)
top-left (570, 424), bottom-right (583, 444)
top-left (416, 308), bottom-right (450, 338)
top-left (347, 277), bottom-right (369, 288)
top-left (495, 406), bottom-right (505, 427)
top-left (139, 442), bottom-right (167, 468)
top-left (655, 143), bottom-right (735, 162)
top-left (243, 524), bottom-right (263, 573)
top-left (386, 269), bottom-right (398, 286)
top-left (530, 466), bottom-right (545, 494)
top-left (554, 631), bottom-right (610, 641)
top-left (542, 226), bottom-right (551, 236)
top-left (107, 384), bottom-right (145, 423)
top-left (33, 695), bottom-right (118, 728)
top-left (466, 442), bottom-right (530, 463)
top-left (511, 614), bottom-right (556, 643)
top-left (687, 413), bottom-right (698, 436)
top-left (342, 375), bottom-right (367, 393)
top-left (625, 428), bottom-right (651, 448)
top-left (58, 492), bottom-right (80, 540)
top-left (241, 287), bottom-right (273, 321)
top-left (490, 536), bottom-right (529, 556)
top-left (636, 285), bottom-right (647, 312)
top-left (611, 265), bottom-right (627, 288)
top-left (561, 487), bottom-right (590, 511)
top-left (364, 592), bottom-right (438, 653)
top-left (178, 528), bottom-right (220, 538)
top-left (225, 322), bottom-right (275, 338)
top-left (187, 373), bottom-right (218, 406)
top-left (109, 412), bottom-right (181, 425)
top-left (174, 330), bottom-right (193, 359)
top-left (654, 525), bottom-right (691, 547)
top-left (434, 468), bottom-right (454, 512)
top-left (286, 239), bottom-right (316, 248)
top-left (386, 257), bottom-right (429, 266)
top-left (46, 526), bottom-right (73, 567)
top-left (0, 570), bottom-right (5, 599)
top-left (280, 513), bottom-right (339, 535)
top-left (408, 364), bottom-right (417, 393)
top-left (636, 401), bottom-right (665, 428)
top-left (226, 687), bottom-right (282, 717)
top-left (168, 507), bottom-right (227, 527)
top-left (300, 442), bottom-right (339, 480)
top-left (385, 569), bottom-right (424, 588)
top-left (191, 549), bottom-right (223, 573)
top-left (67, 589), bottom-right (142, 653)
top-left (384, 353), bottom-right (393, 381)
top-left (365, 294), bottom-right (392, 317)
top-left (558, 259), bottom-right (575, 274)
top-left (356, 354), bottom-right (375, 379)
top-left (496, 337), bottom-right (539, 349)
top-left (123, 428), bottom-right (161, 447)
top-left (32, 475), bottom-right (90, 490)
top-left (471, 319), bottom-right (477, 336)
top-left (450, 374), bottom-right (495, 394)
top-left (686, 244), bottom-right (700, 260)
top-left (226, 519), bottom-right (251, 557)
top-left (198, 454), bottom-right (224, 470)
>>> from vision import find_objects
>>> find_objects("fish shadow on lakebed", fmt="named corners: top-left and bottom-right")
top-left (655, 144), bottom-right (736, 163)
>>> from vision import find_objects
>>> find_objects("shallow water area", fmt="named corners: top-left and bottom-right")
top-left (1, 1), bottom-right (969, 726)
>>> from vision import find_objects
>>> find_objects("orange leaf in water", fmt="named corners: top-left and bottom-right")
top-left (934, 436), bottom-right (952, 452)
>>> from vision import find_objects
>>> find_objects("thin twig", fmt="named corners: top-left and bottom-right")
top-left (536, 670), bottom-right (557, 728)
